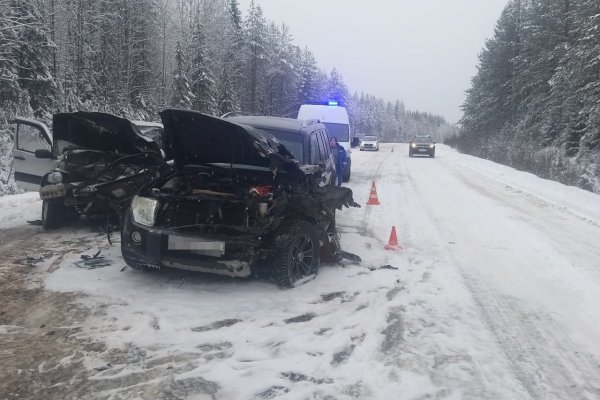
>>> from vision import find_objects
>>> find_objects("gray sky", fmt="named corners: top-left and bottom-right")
top-left (238, 0), bottom-right (509, 123)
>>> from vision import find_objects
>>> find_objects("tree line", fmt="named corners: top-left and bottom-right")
top-left (452, 0), bottom-right (600, 192)
top-left (0, 0), bottom-right (454, 194)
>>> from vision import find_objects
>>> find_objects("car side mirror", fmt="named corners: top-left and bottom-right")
top-left (35, 149), bottom-right (52, 159)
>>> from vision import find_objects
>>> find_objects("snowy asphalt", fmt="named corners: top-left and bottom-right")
top-left (1, 143), bottom-right (600, 399)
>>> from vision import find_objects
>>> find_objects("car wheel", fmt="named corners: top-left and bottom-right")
top-left (42, 199), bottom-right (65, 229)
top-left (409, 152), bottom-right (413, 157)
top-left (271, 221), bottom-right (320, 288)
top-left (343, 162), bottom-right (351, 182)
top-left (430, 152), bottom-right (435, 158)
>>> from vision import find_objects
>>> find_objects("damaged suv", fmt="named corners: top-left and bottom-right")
top-left (121, 110), bottom-right (359, 287)
top-left (12, 112), bottom-right (166, 228)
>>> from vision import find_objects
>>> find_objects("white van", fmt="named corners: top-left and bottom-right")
top-left (297, 102), bottom-right (352, 181)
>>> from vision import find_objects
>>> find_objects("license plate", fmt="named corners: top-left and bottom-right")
top-left (168, 235), bottom-right (225, 257)
top-left (418, 149), bottom-right (427, 152)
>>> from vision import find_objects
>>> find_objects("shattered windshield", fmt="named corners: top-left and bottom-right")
top-left (260, 129), bottom-right (304, 162)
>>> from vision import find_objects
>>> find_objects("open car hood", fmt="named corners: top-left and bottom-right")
top-left (159, 109), bottom-right (296, 171)
top-left (52, 112), bottom-right (161, 156)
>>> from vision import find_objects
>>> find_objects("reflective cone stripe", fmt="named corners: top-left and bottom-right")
top-left (384, 226), bottom-right (402, 250)
top-left (367, 181), bottom-right (380, 205)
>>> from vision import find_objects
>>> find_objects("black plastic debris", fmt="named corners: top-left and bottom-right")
top-left (26, 255), bottom-right (45, 266)
top-left (75, 250), bottom-right (111, 269)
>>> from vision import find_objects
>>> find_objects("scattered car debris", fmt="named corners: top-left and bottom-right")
top-left (75, 250), bottom-right (111, 269)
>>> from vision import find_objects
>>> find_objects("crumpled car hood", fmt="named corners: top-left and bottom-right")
top-left (159, 109), bottom-right (297, 172)
top-left (52, 112), bottom-right (161, 156)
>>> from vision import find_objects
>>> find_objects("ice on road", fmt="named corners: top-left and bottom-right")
top-left (2, 143), bottom-right (600, 399)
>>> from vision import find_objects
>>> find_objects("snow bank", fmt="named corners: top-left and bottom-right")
top-left (0, 192), bottom-right (40, 228)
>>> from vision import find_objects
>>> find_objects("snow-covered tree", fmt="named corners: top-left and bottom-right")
top-left (171, 42), bottom-right (194, 109)
top-left (191, 21), bottom-right (217, 115)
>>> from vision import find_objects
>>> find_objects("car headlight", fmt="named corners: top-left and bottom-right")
top-left (411, 143), bottom-right (416, 148)
top-left (131, 195), bottom-right (159, 227)
top-left (46, 172), bottom-right (63, 184)
top-left (430, 144), bottom-right (435, 148)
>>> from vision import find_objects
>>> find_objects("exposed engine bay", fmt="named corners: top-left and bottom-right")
top-left (147, 164), bottom-right (359, 236)
top-left (40, 148), bottom-right (165, 216)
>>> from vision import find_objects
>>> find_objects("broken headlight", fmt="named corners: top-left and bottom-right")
top-left (131, 195), bottom-right (159, 227)
top-left (46, 172), bottom-right (63, 184)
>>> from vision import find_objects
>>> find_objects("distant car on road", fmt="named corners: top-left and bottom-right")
top-left (360, 136), bottom-right (380, 151)
top-left (409, 135), bottom-right (436, 158)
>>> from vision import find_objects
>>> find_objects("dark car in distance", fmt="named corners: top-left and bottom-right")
top-left (121, 110), bottom-right (359, 288)
top-left (409, 135), bottom-right (436, 158)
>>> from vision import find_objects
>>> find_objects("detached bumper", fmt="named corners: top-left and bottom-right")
top-left (121, 210), bottom-right (262, 278)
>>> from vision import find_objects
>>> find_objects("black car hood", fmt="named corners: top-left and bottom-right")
top-left (160, 109), bottom-right (296, 171)
top-left (52, 112), bottom-right (161, 156)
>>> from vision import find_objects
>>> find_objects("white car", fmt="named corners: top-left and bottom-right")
top-left (360, 136), bottom-right (380, 151)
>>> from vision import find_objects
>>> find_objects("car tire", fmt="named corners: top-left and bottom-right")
top-left (343, 161), bottom-right (351, 182)
top-left (409, 152), bottom-right (413, 157)
top-left (271, 221), bottom-right (320, 288)
top-left (430, 152), bottom-right (435, 158)
top-left (42, 199), bottom-right (65, 229)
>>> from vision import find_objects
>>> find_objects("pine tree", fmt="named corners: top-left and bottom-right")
top-left (326, 67), bottom-right (349, 105)
top-left (191, 21), bottom-right (216, 115)
top-left (171, 42), bottom-right (194, 109)
top-left (12, 0), bottom-right (57, 120)
top-left (244, 0), bottom-right (268, 113)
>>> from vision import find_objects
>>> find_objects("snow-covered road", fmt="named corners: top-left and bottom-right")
top-left (2, 144), bottom-right (600, 400)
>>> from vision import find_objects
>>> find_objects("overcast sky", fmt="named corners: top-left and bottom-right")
top-left (237, 0), bottom-right (509, 123)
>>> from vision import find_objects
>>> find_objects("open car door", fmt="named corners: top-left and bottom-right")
top-left (12, 118), bottom-right (57, 191)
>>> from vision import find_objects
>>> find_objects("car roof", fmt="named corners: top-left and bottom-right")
top-left (225, 115), bottom-right (323, 135)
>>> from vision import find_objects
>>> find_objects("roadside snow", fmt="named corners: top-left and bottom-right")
top-left (442, 145), bottom-right (600, 225)
top-left (0, 191), bottom-right (40, 228)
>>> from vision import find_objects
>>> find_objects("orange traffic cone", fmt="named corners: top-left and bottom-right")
top-left (384, 226), bottom-right (403, 250)
top-left (367, 181), bottom-right (381, 205)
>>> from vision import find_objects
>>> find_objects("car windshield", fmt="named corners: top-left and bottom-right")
top-left (136, 126), bottom-right (163, 147)
top-left (363, 136), bottom-right (377, 141)
top-left (260, 128), bottom-right (303, 162)
top-left (323, 122), bottom-right (350, 143)
top-left (413, 136), bottom-right (432, 143)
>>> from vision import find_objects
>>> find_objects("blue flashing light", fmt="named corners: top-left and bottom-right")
top-left (328, 100), bottom-right (338, 106)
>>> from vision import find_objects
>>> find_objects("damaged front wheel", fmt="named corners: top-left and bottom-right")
top-left (271, 221), bottom-right (320, 288)
top-left (42, 199), bottom-right (65, 229)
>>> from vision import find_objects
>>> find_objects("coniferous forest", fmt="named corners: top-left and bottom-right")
top-left (451, 0), bottom-right (600, 192)
top-left (0, 0), bottom-right (454, 194)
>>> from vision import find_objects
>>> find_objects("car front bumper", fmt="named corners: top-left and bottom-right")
top-left (121, 210), bottom-right (263, 278)
top-left (360, 144), bottom-right (378, 151)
